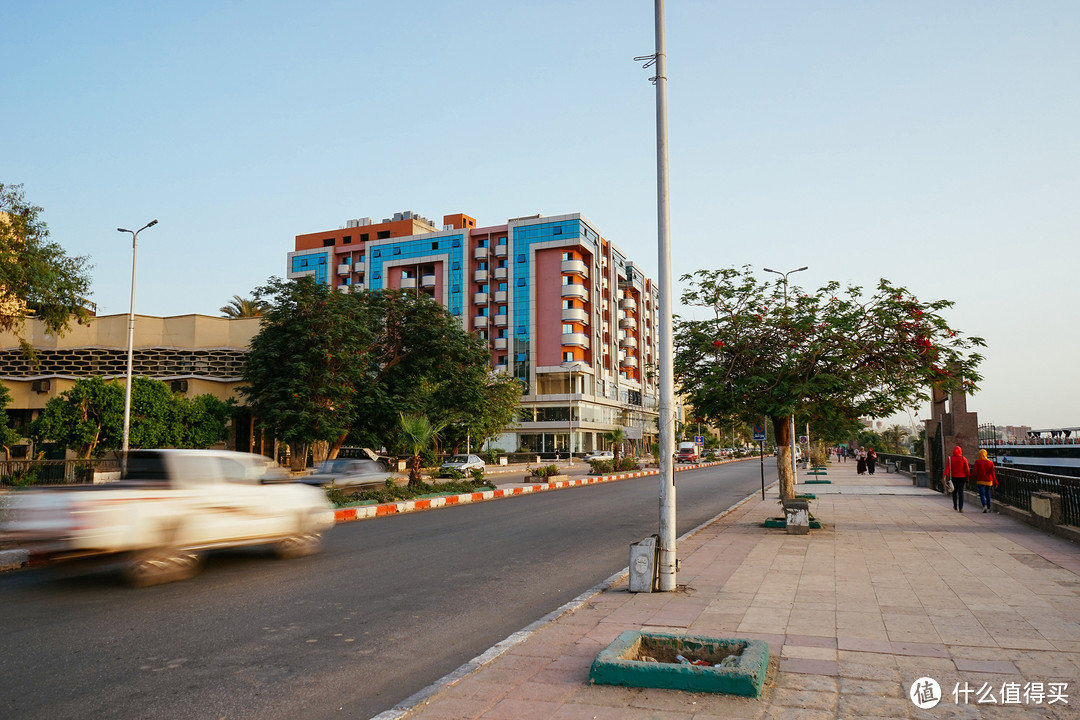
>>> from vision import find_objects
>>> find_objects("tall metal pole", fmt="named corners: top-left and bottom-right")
top-left (117, 220), bottom-right (158, 476)
top-left (652, 0), bottom-right (677, 592)
top-left (764, 266), bottom-right (807, 495)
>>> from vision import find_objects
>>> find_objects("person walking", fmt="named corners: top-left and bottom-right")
top-left (856, 449), bottom-right (867, 475)
top-left (973, 449), bottom-right (998, 512)
top-left (945, 445), bottom-right (970, 512)
top-left (866, 447), bottom-right (877, 475)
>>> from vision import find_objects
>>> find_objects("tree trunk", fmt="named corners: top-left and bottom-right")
top-left (773, 415), bottom-right (795, 500)
top-left (408, 454), bottom-right (422, 489)
top-left (311, 440), bottom-right (330, 465)
top-left (327, 433), bottom-right (347, 460)
top-left (289, 442), bottom-right (308, 472)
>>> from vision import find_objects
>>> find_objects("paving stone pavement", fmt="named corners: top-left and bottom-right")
top-left (384, 460), bottom-right (1080, 720)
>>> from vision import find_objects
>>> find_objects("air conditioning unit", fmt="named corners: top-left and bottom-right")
top-left (171, 380), bottom-right (189, 393)
top-left (31, 379), bottom-right (51, 393)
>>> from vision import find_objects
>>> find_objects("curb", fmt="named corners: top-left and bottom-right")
top-left (333, 461), bottom-right (736, 524)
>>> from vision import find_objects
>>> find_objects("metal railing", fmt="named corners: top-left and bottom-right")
top-left (875, 453), bottom-right (926, 474)
top-left (0, 459), bottom-right (120, 486)
top-left (994, 467), bottom-right (1080, 527)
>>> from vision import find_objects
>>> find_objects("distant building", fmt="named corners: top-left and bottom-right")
top-left (0, 314), bottom-right (262, 457)
top-left (288, 211), bottom-right (660, 455)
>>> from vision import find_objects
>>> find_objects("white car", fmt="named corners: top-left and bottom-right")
top-left (583, 450), bottom-right (615, 462)
top-left (439, 454), bottom-right (485, 476)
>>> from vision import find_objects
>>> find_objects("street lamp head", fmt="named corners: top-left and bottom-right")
top-left (763, 267), bottom-right (778, 274)
top-left (794, 266), bottom-right (808, 273)
top-left (117, 228), bottom-right (130, 233)
top-left (147, 219), bottom-right (158, 228)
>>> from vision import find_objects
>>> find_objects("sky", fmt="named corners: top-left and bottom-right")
top-left (4, 1), bottom-right (1078, 430)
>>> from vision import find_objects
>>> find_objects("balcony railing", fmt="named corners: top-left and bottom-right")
top-left (561, 332), bottom-right (590, 349)
top-left (560, 259), bottom-right (588, 277)
top-left (561, 307), bottom-right (589, 323)
top-left (400, 277), bottom-right (417, 290)
top-left (473, 269), bottom-right (488, 283)
top-left (421, 274), bottom-right (436, 288)
top-left (473, 246), bottom-right (489, 260)
top-left (473, 292), bottom-right (488, 305)
top-left (561, 284), bottom-right (588, 300)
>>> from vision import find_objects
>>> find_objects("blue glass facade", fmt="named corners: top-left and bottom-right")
top-left (367, 234), bottom-right (464, 316)
top-left (290, 251), bottom-right (329, 284)
top-left (511, 219), bottom-right (597, 386)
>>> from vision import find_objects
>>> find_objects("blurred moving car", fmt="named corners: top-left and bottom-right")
top-left (0, 449), bottom-right (334, 587)
top-left (582, 450), bottom-right (614, 462)
top-left (300, 458), bottom-right (389, 489)
top-left (439, 454), bottom-right (485, 476)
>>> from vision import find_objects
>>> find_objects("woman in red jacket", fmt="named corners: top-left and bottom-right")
top-left (945, 445), bottom-right (970, 512)
top-left (973, 449), bottom-right (998, 513)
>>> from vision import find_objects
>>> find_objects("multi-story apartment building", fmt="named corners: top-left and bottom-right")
top-left (288, 210), bottom-right (660, 456)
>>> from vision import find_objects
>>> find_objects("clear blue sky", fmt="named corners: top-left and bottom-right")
top-left (5, 1), bottom-right (1078, 428)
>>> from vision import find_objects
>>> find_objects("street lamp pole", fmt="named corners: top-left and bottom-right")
top-left (117, 220), bottom-right (158, 475)
top-left (763, 266), bottom-right (807, 493)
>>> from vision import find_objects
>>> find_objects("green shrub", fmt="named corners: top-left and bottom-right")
top-left (617, 457), bottom-right (640, 471)
top-left (470, 467), bottom-right (485, 482)
top-left (588, 459), bottom-right (614, 475)
top-left (529, 464), bottom-right (560, 478)
top-left (480, 448), bottom-right (503, 465)
top-left (441, 467), bottom-right (465, 480)
top-left (324, 476), bottom-right (494, 508)
top-left (1, 467), bottom-right (39, 487)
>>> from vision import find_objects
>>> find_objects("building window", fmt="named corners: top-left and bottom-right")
top-left (372, 272), bottom-right (381, 280)
top-left (516, 278), bottom-right (526, 287)
top-left (373, 249), bottom-right (381, 258)
top-left (393, 247), bottom-right (401, 255)
top-left (517, 254), bottom-right (526, 263)
top-left (562, 324), bottom-right (573, 334)
top-left (451, 261), bottom-right (460, 270)
top-left (343, 235), bottom-right (352, 244)
top-left (553, 226), bottom-right (562, 235)
top-left (377, 230), bottom-right (391, 239)
top-left (452, 238), bottom-right (461, 248)
top-left (432, 242), bottom-right (439, 250)
top-left (563, 352), bottom-right (574, 362)
top-left (323, 238), bottom-right (335, 247)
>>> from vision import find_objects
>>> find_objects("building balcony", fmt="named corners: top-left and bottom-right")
top-left (620, 355), bottom-right (638, 368)
top-left (493, 267), bottom-right (508, 280)
top-left (619, 317), bottom-right (637, 330)
top-left (494, 290), bottom-right (507, 303)
top-left (561, 284), bottom-right (588, 300)
top-left (474, 316), bottom-right (489, 329)
top-left (562, 332), bottom-right (590, 349)
top-left (473, 292), bottom-right (488, 305)
top-left (494, 361), bottom-right (509, 372)
top-left (353, 261), bottom-right (366, 273)
top-left (337, 263), bottom-right (351, 275)
top-left (619, 297), bottom-right (636, 310)
top-left (560, 259), bottom-right (588, 277)
top-left (421, 274), bottom-right (436, 289)
top-left (493, 338), bottom-right (508, 351)
top-left (493, 314), bottom-right (508, 326)
top-left (561, 307), bottom-right (588, 323)
top-left (473, 246), bottom-right (489, 260)
top-left (473, 269), bottom-right (488, 283)
top-left (400, 277), bottom-right (417, 290)
top-left (336, 285), bottom-right (350, 293)
top-left (494, 243), bottom-right (508, 257)
top-left (619, 336), bottom-right (638, 349)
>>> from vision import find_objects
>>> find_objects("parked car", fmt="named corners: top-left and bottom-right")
top-left (299, 458), bottom-right (390, 489)
top-left (439, 454), bottom-right (485, 476)
top-left (583, 450), bottom-right (614, 462)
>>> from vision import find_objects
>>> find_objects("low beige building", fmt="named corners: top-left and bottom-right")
top-left (1, 314), bottom-right (261, 455)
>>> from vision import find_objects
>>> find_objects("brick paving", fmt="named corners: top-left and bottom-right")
top-left (381, 459), bottom-right (1080, 719)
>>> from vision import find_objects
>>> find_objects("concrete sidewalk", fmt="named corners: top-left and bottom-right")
top-left (386, 460), bottom-right (1080, 719)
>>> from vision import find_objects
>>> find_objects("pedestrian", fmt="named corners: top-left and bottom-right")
top-left (856, 449), bottom-right (867, 475)
top-left (945, 445), bottom-right (970, 512)
top-left (866, 447), bottom-right (877, 475)
top-left (841, 446), bottom-right (847, 462)
top-left (973, 449), bottom-right (998, 513)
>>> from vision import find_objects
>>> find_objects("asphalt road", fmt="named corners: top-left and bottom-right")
top-left (0, 459), bottom-right (773, 720)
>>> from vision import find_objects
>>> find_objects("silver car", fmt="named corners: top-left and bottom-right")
top-left (300, 458), bottom-right (390, 489)
top-left (439, 454), bottom-right (485, 476)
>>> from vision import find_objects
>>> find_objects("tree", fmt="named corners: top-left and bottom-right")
top-left (604, 427), bottom-right (627, 467)
top-left (220, 295), bottom-right (268, 318)
top-left (675, 266), bottom-right (984, 499)
top-left (397, 412), bottom-right (442, 489)
top-left (0, 184), bottom-right (93, 344)
top-left (30, 377), bottom-right (231, 458)
top-left (241, 278), bottom-right (520, 465)
top-left (0, 382), bottom-right (23, 459)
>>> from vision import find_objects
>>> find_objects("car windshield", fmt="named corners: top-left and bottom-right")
top-left (447, 455), bottom-right (470, 463)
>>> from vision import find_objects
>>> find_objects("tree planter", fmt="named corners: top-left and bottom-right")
top-left (589, 630), bottom-right (769, 697)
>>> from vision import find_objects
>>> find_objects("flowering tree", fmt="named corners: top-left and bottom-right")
top-left (675, 266), bottom-right (984, 499)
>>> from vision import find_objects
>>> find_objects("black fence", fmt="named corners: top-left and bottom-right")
top-left (994, 467), bottom-right (1080, 528)
top-left (875, 453), bottom-right (926, 474)
top-left (0, 458), bottom-right (120, 486)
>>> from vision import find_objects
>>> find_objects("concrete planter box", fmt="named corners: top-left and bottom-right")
top-left (783, 499), bottom-right (810, 535)
top-left (527, 474), bottom-right (568, 483)
top-left (589, 630), bottom-right (768, 696)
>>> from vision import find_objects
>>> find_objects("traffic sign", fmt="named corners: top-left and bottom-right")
top-left (752, 423), bottom-right (766, 442)
top-left (694, 435), bottom-right (704, 445)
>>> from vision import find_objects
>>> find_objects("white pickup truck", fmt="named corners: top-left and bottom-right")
top-left (0, 449), bottom-right (335, 587)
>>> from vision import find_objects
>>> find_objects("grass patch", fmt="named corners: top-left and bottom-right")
top-left (326, 477), bottom-right (496, 508)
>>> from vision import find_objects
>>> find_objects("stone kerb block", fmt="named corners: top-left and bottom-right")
top-left (782, 499), bottom-right (810, 535)
top-left (1031, 491), bottom-right (1062, 530)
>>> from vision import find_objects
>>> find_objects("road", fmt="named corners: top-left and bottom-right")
top-left (0, 459), bottom-right (773, 720)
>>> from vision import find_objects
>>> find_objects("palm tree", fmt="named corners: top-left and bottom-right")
top-left (220, 295), bottom-right (268, 318)
top-left (604, 427), bottom-right (627, 468)
top-left (398, 412), bottom-right (443, 489)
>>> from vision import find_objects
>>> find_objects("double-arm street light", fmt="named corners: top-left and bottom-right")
top-left (117, 220), bottom-right (158, 474)
top-left (763, 266), bottom-right (808, 489)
